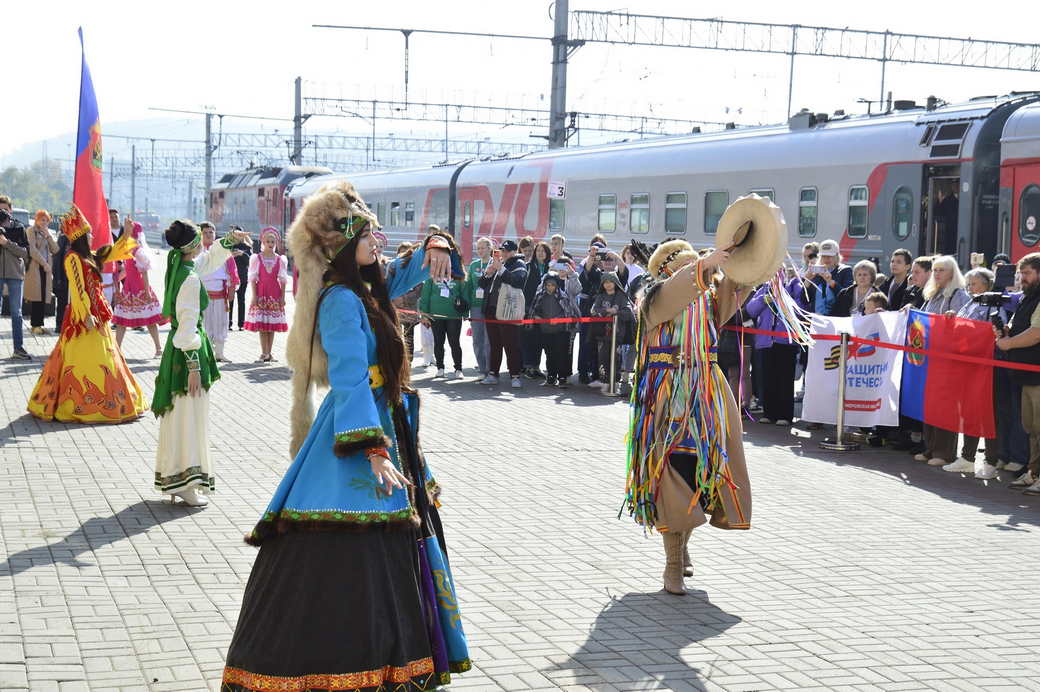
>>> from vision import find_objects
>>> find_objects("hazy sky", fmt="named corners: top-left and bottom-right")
top-left (5, 0), bottom-right (1039, 161)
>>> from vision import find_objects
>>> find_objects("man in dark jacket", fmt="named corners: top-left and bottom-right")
top-left (478, 239), bottom-right (528, 387)
top-left (228, 224), bottom-right (252, 330)
top-left (879, 248), bottom-right (912, 310)
top-left (52, 233), bottom-right (69, 331)
top-left (0, 196), bottom-right (31, 359)
top-left (577, 243), bottom-right (629, 384)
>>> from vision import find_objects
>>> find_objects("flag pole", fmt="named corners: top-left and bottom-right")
top-left (73, 27), bottom-right (85, 203)
top-left (821, 331), bottom-right (860, 452)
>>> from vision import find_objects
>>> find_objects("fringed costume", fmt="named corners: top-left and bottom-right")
top-left (27, 205), bottom-right (146, 423)
top-left (222, 181), bottom-right (470, 691)
top-left (624, 241), bottom-right (753, 595)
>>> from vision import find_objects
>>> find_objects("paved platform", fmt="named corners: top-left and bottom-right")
top-left (1, 304), bottom-right (1039, 691)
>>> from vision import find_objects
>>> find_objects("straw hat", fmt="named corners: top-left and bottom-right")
top-left (714, 194), bottom-right (787, 286)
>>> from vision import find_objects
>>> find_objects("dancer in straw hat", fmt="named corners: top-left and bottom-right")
top-left (222, 181), bottom-right (470, 691)
top-left (624, 194), bottom-right (788, 595)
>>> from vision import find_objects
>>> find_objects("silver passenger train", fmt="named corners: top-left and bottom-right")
top-left (276, 93), bottom-right (1040, 265)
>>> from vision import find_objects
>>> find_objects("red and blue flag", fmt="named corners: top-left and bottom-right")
top-left (73, 27), bottom-right (110, 249)
top-left (900, 309), bottom-right (995, 437)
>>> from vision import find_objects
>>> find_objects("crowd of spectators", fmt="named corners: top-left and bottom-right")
top-left (738, 239), bottom-right (1039, 496)
top-left (401, 226), bottom-right (1040, 497)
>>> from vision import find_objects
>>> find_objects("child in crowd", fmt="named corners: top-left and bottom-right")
top-left (863, 292), bottom-right (889, 314)
top-left (243, 227), bottom-right (288, 362)
top-left (591, 272), bottom-right (634, 390)
top-left (530, 271), bottom-right (580, 388)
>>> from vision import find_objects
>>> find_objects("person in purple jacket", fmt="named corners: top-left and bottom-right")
top-left (745, 275), bottom-right (807, 426)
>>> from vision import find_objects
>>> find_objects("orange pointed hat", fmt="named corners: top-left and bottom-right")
top-left (60, 204), bottom-right (91, 242)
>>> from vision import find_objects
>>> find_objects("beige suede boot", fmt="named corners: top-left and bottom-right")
top-left (682, 529), bottom-right (693, 577)
top-left (662, 532), bottom-right (687, 595)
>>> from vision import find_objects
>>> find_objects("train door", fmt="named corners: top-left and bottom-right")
top-left (921, 167), bottom-right (960, 256)
top-left (1011, 161), bottom-right (1040, 259)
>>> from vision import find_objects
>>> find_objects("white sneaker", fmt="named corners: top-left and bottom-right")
top-left (511, 377), bottom-right (522, 388)
top-left (941, 458), bottom-right (975, 473)
top-left (452, 370), bottom-right (463, 380)
top-left (775, 419), bottom-right (790, 426)
top-left (1023, 479), bottom-right (1040, 495)
top-left (1003, 462), bottom-right (1026, 473)
top-left (927, 458), bottom-right (947, 466)
top-left (435, 368), bottom-right (445, 378)
top-left (1009, 471), bottom-right (1036, 487)
top-left (913, 453), bottom-right (930, 462)
top-left (974, 462), bottom-right (998, 480)
top-left (479, 375), bottom-right (499, 385)
top-left (588, 379), bottom-right (603, 387)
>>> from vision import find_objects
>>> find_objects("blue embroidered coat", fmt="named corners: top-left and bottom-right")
top-left (249, 248), bottom-right (435, 538)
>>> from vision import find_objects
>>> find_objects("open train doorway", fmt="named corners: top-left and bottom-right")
top-left (922, 167), bottom-right (961, 257)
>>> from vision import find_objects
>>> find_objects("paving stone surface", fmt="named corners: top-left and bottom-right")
top-left (2, 275), bottom-right (1039, 691)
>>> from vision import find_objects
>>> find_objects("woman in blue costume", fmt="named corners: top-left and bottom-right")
top-left (223, 181), bottom-right (470, 692)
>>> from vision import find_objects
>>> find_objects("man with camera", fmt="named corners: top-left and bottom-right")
top-left (577, 241), bottom-right (628, 385)
top-left (0, 195), bottom-right (31, 360)
top-left (995, 252), bottom-right (1040, 494)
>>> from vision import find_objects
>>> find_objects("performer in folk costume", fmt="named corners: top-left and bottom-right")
top-left (197, 221), bottom-right (239, 361)
top-left (152, 220), bottom-right (251, 507)
top-left (112, 219), bottom-right (168, 357)
top-left (222, 181), bottom-right (470, 691)
top-left (27, 205), bottom-right (146, 424)
top-left (625, 195), bottom-right (788, 595)
top-left (243, 226), bottom-right (288, 362)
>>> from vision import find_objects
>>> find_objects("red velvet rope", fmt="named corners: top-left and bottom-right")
top-left (723, 325), bottom-right (1040, 373)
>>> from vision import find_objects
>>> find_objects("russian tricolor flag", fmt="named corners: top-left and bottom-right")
top-left (73, 28), bottom-right (110, 249)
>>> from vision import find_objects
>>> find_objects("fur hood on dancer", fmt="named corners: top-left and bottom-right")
top-left (285, 181), bottom-right (383, 455)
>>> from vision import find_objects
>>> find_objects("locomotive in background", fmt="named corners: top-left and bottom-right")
top-left (207, 165), bottom-right (331, 243)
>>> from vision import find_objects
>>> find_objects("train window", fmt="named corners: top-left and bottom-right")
top-left (598, 194), bottom-right (617, 232)
top-left (1019, 184), bottom-right (1040, 247)
top-left (704, 191), bottom-right (728, 234)
top-left (390, 202), bottom-right (400, 227)
top-left (550, 199), bottom-right (565, 232)
top-left (630, 194), bottom-right (650, 234)
top-left (892, 187), bottom-right (913, 240)
top-left (462, 201), bottom-right (472, 228)
top-left (936, 123), bottom-right (970, 141)
top-left (798, 187), bottom-right (817, 237)
top-left (375, 202), bottom-right (385, 225)
top-left (664, 193), bottom-right (687, 234)
top-left (848, 186), bottom-right (868, 239)
top-left (749, 188), bottom-right (775, 202)
top-left (405, 202), bottom-right (415, 227)
top-left (919, 125), bottom-right (935, 147)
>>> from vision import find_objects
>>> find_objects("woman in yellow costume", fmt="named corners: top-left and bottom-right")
top-left (27, 205), bottom-right (146, 423)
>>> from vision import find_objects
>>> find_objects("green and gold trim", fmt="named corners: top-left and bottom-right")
top-left (244, 507), bottom-right (419, 546)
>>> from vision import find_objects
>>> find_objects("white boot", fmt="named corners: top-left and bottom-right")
top-left (172, 488), bottom-right (209, 507)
